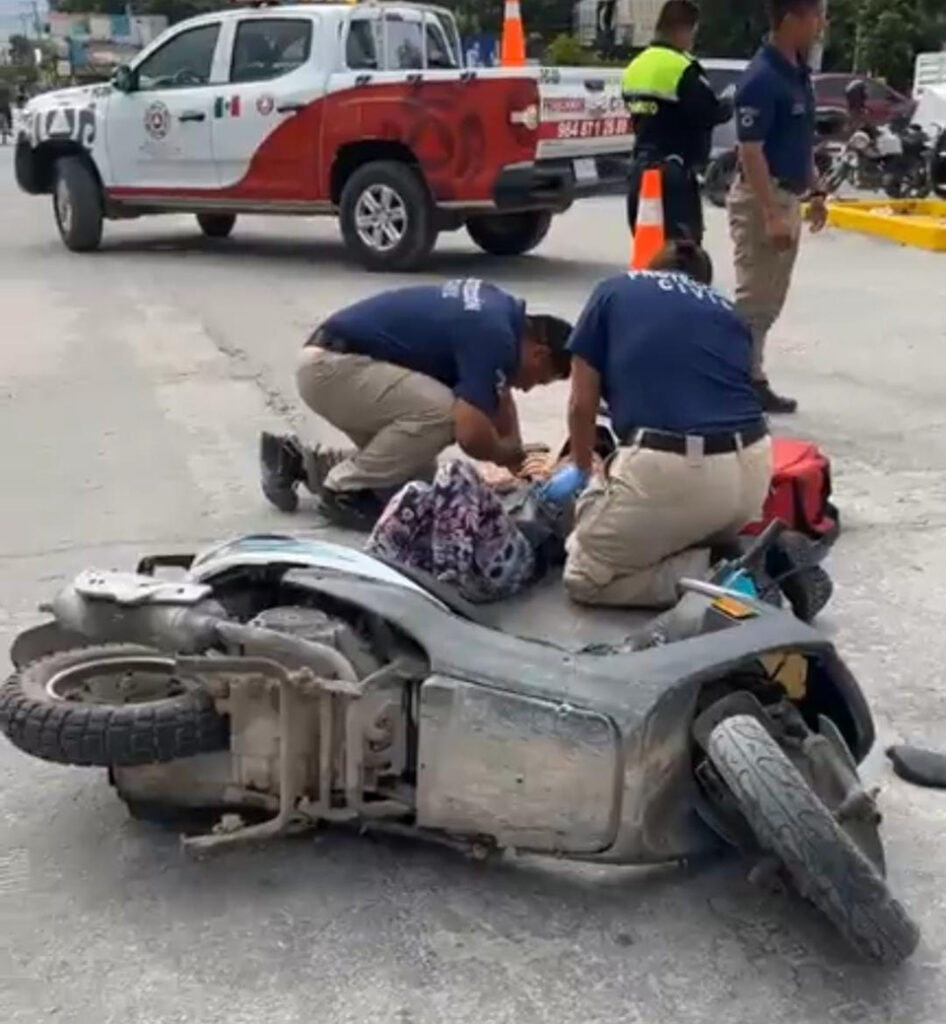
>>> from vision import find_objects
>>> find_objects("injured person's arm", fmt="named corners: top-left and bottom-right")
top-left (478, 448), bottom-right (555, 493)
top-left (478, 447), bottom-right (606, 496)
top-left (493, 389), bottom-right (523, 452)
top-left (453, 399), bottom-right (525, 471)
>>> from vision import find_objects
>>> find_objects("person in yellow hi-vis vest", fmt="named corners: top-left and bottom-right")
top-left (622, 1), bottom-right (732, 245)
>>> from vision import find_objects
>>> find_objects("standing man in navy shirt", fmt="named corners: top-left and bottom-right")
top-left (728, 0), bottom-right (827, 414)
top-left (260, 281), bottom-right (572, 526)
top-left (547, 242), bottom-right (772, 609)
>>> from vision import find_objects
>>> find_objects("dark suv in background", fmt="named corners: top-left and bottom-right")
top-left (814, 73), bottom-right (916, 127)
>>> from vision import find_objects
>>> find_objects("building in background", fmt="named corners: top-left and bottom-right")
top-left (574, 0), bottom-right (661, 49)
top-left (48, 12), bottom-right (167, 80)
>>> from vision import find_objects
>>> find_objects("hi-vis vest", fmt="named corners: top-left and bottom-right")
top-left (621, 45), bottom-right (695, 116)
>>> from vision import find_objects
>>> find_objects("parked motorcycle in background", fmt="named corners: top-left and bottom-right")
top-left (879, 119), bottom-right (932, 198)
top-left (931, 124), bottom-right (946, 199)
top-left (703, 148), bottom-right (738, 208)
top-left (822, 117), bottom-right (933, 199)
top-left (704, 107), bottom-right (842, 209)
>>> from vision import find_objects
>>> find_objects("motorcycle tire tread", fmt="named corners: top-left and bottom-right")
top-left (0, 644), bottom-right (229, 768)
top-left (707, 714), bottom-right (919, 965)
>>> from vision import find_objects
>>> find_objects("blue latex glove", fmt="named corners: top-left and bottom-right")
top-left (538, 464), bottom-right (589, 505)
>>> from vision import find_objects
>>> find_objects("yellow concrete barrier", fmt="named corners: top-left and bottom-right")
top-left (809, 197), bottom-right (946, 252)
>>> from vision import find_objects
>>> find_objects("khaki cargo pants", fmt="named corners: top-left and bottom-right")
top-left (296, 346), bottom-right (455, 493)
top-left (727, 180), bottom-right (802, 381)
top-left (564, 436), bottom-right (773, 608)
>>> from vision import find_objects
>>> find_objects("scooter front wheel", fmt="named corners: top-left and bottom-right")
top-left (707, 714), bottom-right (919, 964)
top-left (0, 644), bottom-right (228, 767)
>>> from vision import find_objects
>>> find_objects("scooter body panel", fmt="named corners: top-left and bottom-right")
top-left (10, 534), bottom-right (875, 865)
top-left (283, 569), bottom-right (873, 862)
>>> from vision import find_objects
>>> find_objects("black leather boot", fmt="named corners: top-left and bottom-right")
top-left (259, 432), bottom-right (304, 513)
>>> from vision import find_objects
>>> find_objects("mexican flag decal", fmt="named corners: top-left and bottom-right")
top-left (214, 95), bottom-right (241, 119)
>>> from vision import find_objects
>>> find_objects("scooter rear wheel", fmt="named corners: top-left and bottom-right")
top-left (0, 644), bottom-right (228, 767)
top-left (708, 714), bottom-right (919, 964)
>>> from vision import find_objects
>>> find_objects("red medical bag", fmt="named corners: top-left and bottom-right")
top-left (744, 438), bottom-right (840, 543)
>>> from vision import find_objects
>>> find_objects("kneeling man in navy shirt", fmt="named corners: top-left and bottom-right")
top-left (554, 242), bottom-right (772, 608)
top-left (261, 280), bottom-right (572, 527)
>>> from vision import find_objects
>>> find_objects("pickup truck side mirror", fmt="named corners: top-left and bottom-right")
top-left (112, 65), bottom-right (137, 94)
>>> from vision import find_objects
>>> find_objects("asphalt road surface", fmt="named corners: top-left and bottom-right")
top-left (2, 146), bottom-right (946, 1024)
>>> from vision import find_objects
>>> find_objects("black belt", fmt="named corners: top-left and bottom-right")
top-left (305, 327), bottom-right (350, 353)
top-left (633, 151), bottom-right (694, 171)
top-left (621, 421), bottom-right (768, 456)
top-left (736, 167), bottom-right (805, 197)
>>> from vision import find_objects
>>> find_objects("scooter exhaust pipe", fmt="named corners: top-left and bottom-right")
top-left (47, 583), bottom-right (359, 681)
top-left (49, 582), bottom-right (226, 654)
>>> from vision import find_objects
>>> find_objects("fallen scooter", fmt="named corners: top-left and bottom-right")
top-left (0, 523), bottom-right (918, 964)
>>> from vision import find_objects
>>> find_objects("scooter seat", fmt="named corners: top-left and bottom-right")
top-left (372, 558), bottom-right (649, 650)
top-left (370, 558), bottom-right (494, 627)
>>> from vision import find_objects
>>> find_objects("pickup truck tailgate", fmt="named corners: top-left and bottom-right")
top-left (536, 66), bottom-right (634, 160)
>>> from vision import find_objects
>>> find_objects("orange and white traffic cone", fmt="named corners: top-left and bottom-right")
top-left (631, 168), bottom-right (666, 270)
top-left (500, 0), bottom-right (526, 68)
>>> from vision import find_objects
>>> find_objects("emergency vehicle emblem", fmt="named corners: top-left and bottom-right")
top-left (143, 101), bottom-right (171, 140)
top-left (256, 94), bottom-right (275, 116)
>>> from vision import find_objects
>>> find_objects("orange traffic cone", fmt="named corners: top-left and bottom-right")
top-left (631, 168), bottom-right (666, 269)
top-left (500, 0), bottom-right (526, 68)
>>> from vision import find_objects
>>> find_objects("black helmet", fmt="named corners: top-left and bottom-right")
top-left (845, 79), bottom-right (868, 108)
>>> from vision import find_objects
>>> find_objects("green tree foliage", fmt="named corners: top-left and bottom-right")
top-left (8, 33), bottom-right (35, 65)
top-left (695, 0), bottom-right (767, 58)
top-left (690, 0), bottom-right (943, 90)
top-left (842, 0), bottom-right (945, 89)
top-left (46, 0), bottom-right (944, 87)
top-left (544, 32), bottom-right (600, 65)
top-left (444, 0), bottom-right (573, 39)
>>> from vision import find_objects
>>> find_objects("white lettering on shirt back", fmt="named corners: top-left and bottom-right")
top-left (627, 270), bottom-right (734, 310)
top-left (442, 278), bottom-right (484, 311)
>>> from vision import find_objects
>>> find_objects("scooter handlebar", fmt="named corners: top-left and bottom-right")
top-left (732, 519), bottom-right (787, 573)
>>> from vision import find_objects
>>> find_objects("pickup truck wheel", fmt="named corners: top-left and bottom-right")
top-left (53, 156), bottom-right (103, 252)
top-left (466, 211), bottom-right (553, 256)
top-left (339, 161), bottom-right (437, 271)
top-left (197, 213), bottom-right (236, 239)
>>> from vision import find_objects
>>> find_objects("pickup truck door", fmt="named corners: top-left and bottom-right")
top-left (211, 12), bottom-right (327, 200)
top-left (105, 21), bottom-right (223, 190)
top-left (326, 7), bottom-right (516, 202)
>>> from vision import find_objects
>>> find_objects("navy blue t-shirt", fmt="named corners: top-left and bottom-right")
top-left (568, 271), bottom-right (762, 439)
top-left (323, 280), bottom-right (524, 415)
top-left (735, 44), bottom-right (815, 195)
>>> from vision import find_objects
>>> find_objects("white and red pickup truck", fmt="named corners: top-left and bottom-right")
top-left (15, 1), bottom-right (633, 270)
